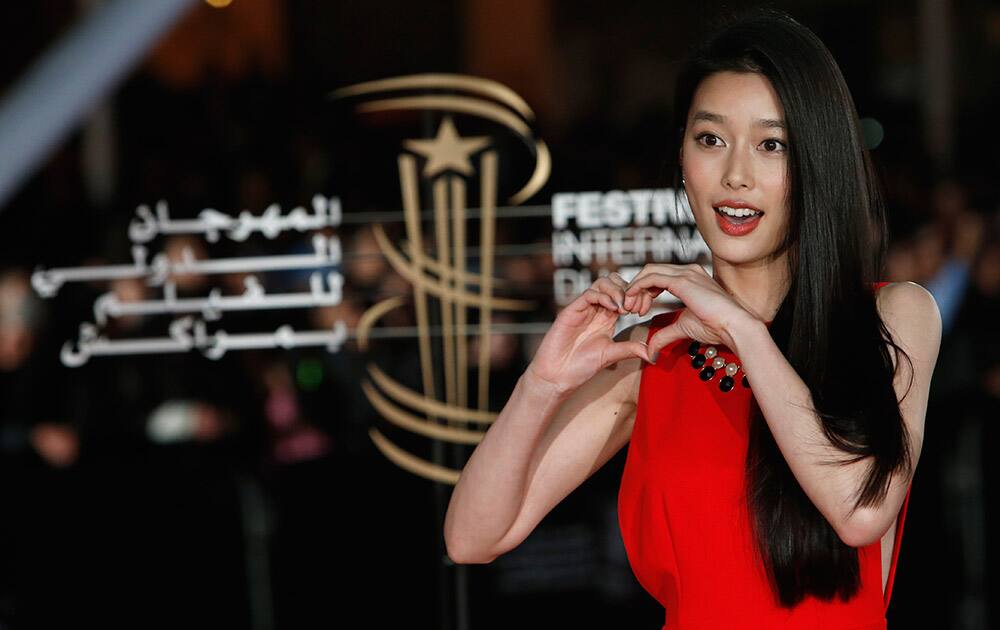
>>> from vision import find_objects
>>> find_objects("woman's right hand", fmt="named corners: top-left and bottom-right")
top-left (526, 273), bottom-right (652, 396)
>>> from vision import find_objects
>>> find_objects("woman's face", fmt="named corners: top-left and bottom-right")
top-left (681, 71), bottom-right (791, 267)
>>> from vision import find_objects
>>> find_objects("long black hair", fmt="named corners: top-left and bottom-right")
top-left (668, 8), bottom-right (916, 607)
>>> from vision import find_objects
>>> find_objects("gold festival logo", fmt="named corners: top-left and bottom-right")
top-left (332, 74), bottom-right (551, 484)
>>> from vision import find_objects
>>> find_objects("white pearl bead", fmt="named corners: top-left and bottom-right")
top-left (712, 356), bottom-right (726, 369)
top-left (726, 362), bottom-right (739, 376)
top-left (705, 347), bottom-right (717, 359)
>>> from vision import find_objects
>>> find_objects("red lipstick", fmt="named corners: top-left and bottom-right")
top-left (713, 200), bottom-right (764, 237)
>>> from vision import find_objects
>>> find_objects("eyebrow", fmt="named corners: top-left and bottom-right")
top-left (692, 110), bottom-right (786, 129)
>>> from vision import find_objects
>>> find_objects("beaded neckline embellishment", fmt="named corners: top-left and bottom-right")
top-left (685, 320), bottom-right (772, 393)
top-left (686, 340), bottom-right (747, 392)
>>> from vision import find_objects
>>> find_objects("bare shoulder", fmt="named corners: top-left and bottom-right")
top-left (872, 284), bottom-right (942, 472)
top-left (875, 282), bottom-right (943, 403)
top-left (876, 281), bottom-right (943, 346)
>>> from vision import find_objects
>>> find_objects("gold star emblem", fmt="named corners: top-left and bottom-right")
top-left (404, 116), bottom-right (491, 178)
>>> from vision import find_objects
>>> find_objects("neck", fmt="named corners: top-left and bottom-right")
top-left (709, 252), bottom-right (790, 323)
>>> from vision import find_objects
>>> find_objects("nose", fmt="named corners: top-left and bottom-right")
top-left (722, 145), bottom-right (754, 190)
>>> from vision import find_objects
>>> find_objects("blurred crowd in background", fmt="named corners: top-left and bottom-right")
top-left (0, 1), bottom-right (997, 629)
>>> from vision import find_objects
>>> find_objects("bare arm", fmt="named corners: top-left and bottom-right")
top-left (444, 274), bottom-right (650, 564)
top-left (722, 281), bottom-right (941, 547)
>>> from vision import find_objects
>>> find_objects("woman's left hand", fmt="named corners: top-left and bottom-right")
top-left (623, 263), bottom-right (758, 358)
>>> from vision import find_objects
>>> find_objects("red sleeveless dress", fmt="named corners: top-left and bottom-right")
top-left (618, 281), bottom-right (912, 629)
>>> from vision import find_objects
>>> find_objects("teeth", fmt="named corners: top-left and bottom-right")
top-left (717, 206), bottom-right (760, 217)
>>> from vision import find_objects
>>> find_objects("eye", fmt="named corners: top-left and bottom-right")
top-left (694, 132), bottom-right (723, 147)
top-left (760, 138), bottom-right (787, 153)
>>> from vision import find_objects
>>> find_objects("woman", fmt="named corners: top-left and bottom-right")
top-left (444, 8), bottom-right (941, 628)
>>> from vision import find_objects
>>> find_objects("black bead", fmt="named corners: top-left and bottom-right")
top-left (691, 354), bottom-right (706, 368)
top-left (720, 376), bottom-right (735, 392)
top-left (699, 366), bottom-right (716, 381)
top-left (741, 375), bottom-right (750, 388)
top-left (687, 340), bottom-right (701, 356)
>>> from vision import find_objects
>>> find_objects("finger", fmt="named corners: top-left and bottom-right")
top-left (565, 288), bottom-right (596, 313)
top-left (622, 267), bottom-right (657, 311)
top-left (626, 271), bottom-right (685, 297)
top-left (568, 288), bottom-right (609, 314)
top-left (624, 291), bottom-right (637, 312)
top-left (623, 267), bottom-right (650, 296)
top-left (641, 291), bottom-right (653, 316)
top-left (602, 339), bottom-right (654, 365)
top-left (628, 275), bottom-right (665, 311)
top-left (608, 274), bottom-right (630, 308)
top-left (625, 272), bottom-right (658, 296)
top-left (625, 265), bottom-right (675, 311)
top-left (646, 324), bottom-right (685, 362)
top-left (585, 288), bottom-right (621, 314)
top-left (624, 263), bottom-right (683, 293)
top-left (607, 272), bottom-right (628, 289)
top-left (625, 263), bottom-right (674, 285)
top-left (596, 276), bottom-right (627, 310)
top-left (631, 285), bottom-right (655, 313)
top-left (626, 271), bottom-right (670, 293)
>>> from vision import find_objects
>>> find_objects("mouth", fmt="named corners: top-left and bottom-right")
top-left (713, 203), bottom-right (764, 218)
top-left (713, 205), bottom-right (764, 236)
